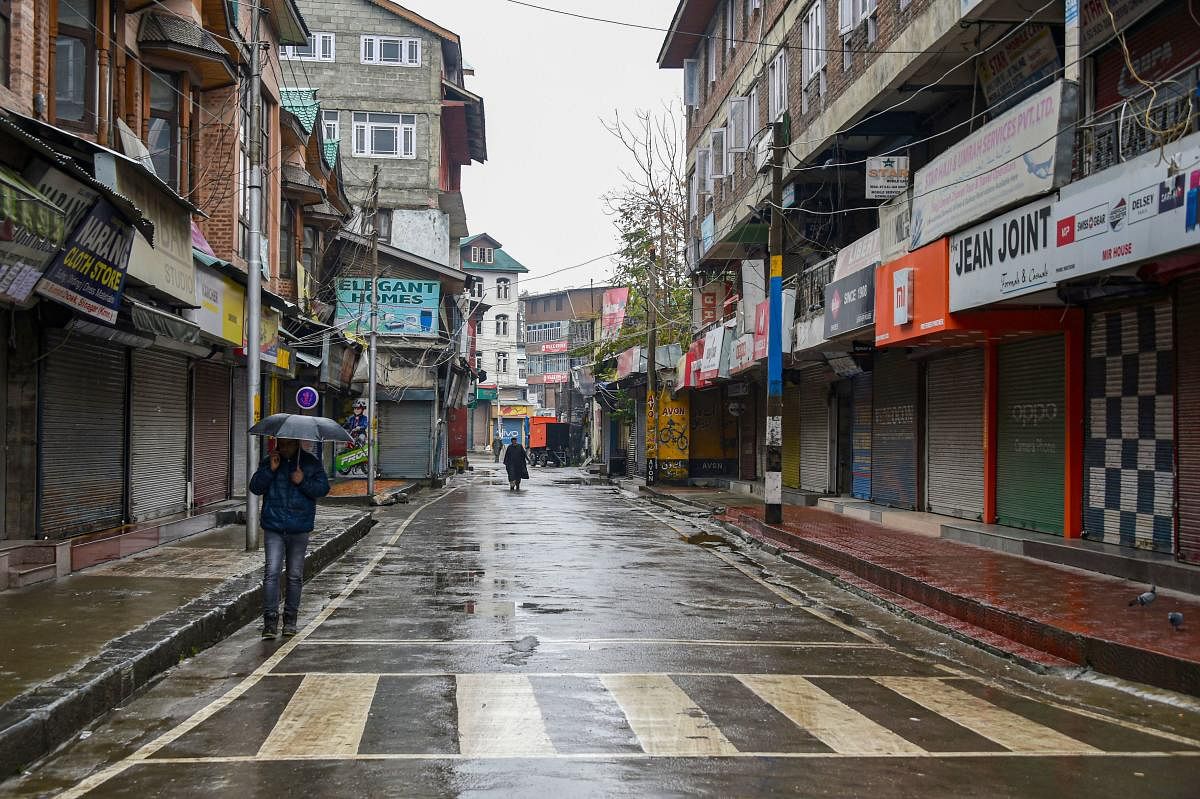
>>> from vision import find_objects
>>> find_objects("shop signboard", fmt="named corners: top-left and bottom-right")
top-left (879, 190), bottom-right (912, 262)
top-left (0, 166), bottom-right (70, 305)
top-left (240, 307), bottom-right (281, 365)
top-left (189, 263), bottom-right (246, 344)
top-left (694, 281), bottom-right (727, 328)
top-left (654, 387), bottom-right (690, 482)
top-left (875, 239), bottom-right (961, 346)
top-left (616, 346), bottom-right (641, 379)
top-left (865, 157), bottom-right (910, 200)
top-left (335, 277), bottom-right (441, 337)
top-left (1080, 0), bottom-right (1163, 49)
top-left (499, 405), bottom-right (532, 417)
top-left (910, 80), bottom-right (1074, 250)
top-left (475, 386), bottom-right (499, 401)
top-left (976, 25), bottom-right (1060, 113)
top-left (600, 286), bottom-right (629, 341)
top-left (729, 332), bottom-right (756, 374)
top-left (541, 339), bottom-right (569, 354)
top-left (542, 372), bottom-right (570, 384)
top-left (949, 195), bottom-right (1057, 311)
top-left (824, 266), bottom-right (877, 337)
top-left (35, 198), bottom-right (135, 324)
top-left (111, 160), bottom-right (195, 305)
top-left (1094, 7), bottom-right (1191, 111)
top-left (697, 326), bottom-right (726, 383)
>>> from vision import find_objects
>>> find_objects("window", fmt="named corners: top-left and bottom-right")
top-left (688, 169), bottom-right (697, 219)
top-left (556, 296), bottom-right (564, 311)
top-left (1, 0), bottom-right (11, 87)
top-left (728, 96), bottom-right (749, 151)
top-left (497, 352), bottom-right (509, 373)
top-left (696, 146), bottom-right (712, 194)
top-left (301, 226), bottom-right (319, 271)
top-left (803, 2), bottom-right (827, 85)
top-left (322, 109), bottom-right (339, 141)
top-left (474, 353), bottom-right (483, 371)
top-left (468, 246), bottom-right (494, 264)
top-left (281, 32), bottom-right (334, 61)
top-left (147, 71), bottom-right (181, 190)
top-left (768, 50), bottom-right (788, 121)
top-left (542, 299), bottom-right (549, 312)
top-left (724, 0), bottom-right (735, 58)
top-left (707, 31), bottom-right (717, 83)
top-left (495, 278), bottom-right (511, 300)
top-left (361, 35), bottom-right (421, 66)
top-left (55, 0), bottom-right (96, 127)
top-left (526, 321), bottom-right (567, 343)
top-left (747, 84), bottom-right (760, 141)
top-left (373, 208), bottom-right (392, 242)
top-left (683, 59), bottom-right (699, 108)
top-left (527, 354), bottom-right (543, 375)
top-left (352, 112), bottom-right (416, 158)
top-left (710, 127), bottom-right (727, 179)
top-left (496, 314), bottom-right (510, 336)
top-left (469, 278), bottom-right (485, 299)
top-left (279, 200), bottom-right (296, 279)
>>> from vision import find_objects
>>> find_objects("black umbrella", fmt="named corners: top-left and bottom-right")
top-left (248, 413), bottom-right (354, 443)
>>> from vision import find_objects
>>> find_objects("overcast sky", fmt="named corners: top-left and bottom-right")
top-left (398, 0), bottom-right (682, 292)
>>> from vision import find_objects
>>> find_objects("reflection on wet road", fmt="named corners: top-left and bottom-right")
top-left (10, 469), bottom-right (1200, 798)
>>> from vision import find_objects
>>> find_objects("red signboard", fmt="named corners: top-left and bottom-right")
top-left (542, 371), bottom-right (570, 384)
top-left (874, 239), bottom-right (962, 347)
top-left (541, 339), bottom-right (569, 354)
top-left (601, 287), bottom-right (630, 341)
top-left (753, 300), bottom-right (769, 360)
top-left (616, 346), bottom-right (640, 379)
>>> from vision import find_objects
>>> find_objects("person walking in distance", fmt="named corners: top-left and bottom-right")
top-left (492, 434), bottom-right (503, 463)
top-left (503, 438), bottom-right (530, 491)
top-left (250, 438), bottom-right (331, 639)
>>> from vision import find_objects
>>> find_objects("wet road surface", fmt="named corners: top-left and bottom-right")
top-left (7, 469), bottom-right (1200, 797)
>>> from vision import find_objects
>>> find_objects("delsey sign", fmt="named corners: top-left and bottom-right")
top-left (910, 80), bottom-right (1074, 250)
top-left (949, 196), bottom-right (1056, 311)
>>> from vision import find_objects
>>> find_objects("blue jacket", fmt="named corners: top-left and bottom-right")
top-left (249, 450), bottom-right (331, 534)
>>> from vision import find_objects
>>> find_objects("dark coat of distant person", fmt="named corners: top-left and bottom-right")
top-left (503, 442), bottom-right (530, 482)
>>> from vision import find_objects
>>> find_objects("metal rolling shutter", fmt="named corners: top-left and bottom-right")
top-left (926, 350), bottom-right (985, 520)
top-left (997, 336), bottom-right (1064, 534)
top-left (39, 331), bottom-right (128, 537)
top-left (193, 361), bottom-right (232, 507)
top-left (1179, 279), bottom-right (1200, 563)
top-left (231, 368), bottom-right (249, 496)
top-left (799, 371), bottom-right (830, 493)
top-left (1084, 301), bottom-right (1175, 551)
top-left (782, 384), bottom-right (801, 489)
top-left (739, 385), bottom-right (757, 480)
top-left (634, 395), bottom-right (646, 477)
top-left (871, 349), bottom-right (918, 509)
top-left (852, 373), bottom-right (872, 500)
top-left (378, 401), bottom-right (432, 478)
top-left (129, 349), bottom-right (190, 521)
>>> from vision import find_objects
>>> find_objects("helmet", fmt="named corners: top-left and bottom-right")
top-left (353, 399), bottom-right (368, 410)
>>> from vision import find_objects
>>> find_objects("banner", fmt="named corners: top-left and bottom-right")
top-left (36, 198), bottom-right (134, 324)
top-left (335, 277), bottom-right (441, 337)
top-left (976, 24), bottom-right (1060, 113)
top-left (189, 263), bottom-right (245, 344)
top-left (910, 80), bottom-right (1074, 250)
top-left (865, 156), bottom-right (910, 200)
top-left (112, 160), bottom-right (194, 305)
top-left (600, 286), bottom-right (629, 341)
top-left (949, 196), bottom-right (1056, 311)
top-left (616, 346), bottom-right (641, 379)
top-left (654, 387), bottom-right (690, 482)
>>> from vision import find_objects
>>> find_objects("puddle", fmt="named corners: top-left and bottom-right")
top-left (442, 543), bottom-right (482, 552)
top-left (681, 532), bottom-right (730, 547)
top-left (435, 600), bottom-right (515, 617)
top-left (433, 570), bottom-right (486, 589)
top-left (676, 597), bottom-right (779, 611)
top-left (518, 602), bottom-right (575, 615)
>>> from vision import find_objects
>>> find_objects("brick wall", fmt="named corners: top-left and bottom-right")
top-left (0, 0), bottom-right (38, 116)
top-left (195, 85), bottom-right (240, 262)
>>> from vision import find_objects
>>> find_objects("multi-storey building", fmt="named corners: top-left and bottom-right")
top-left (660, 0), bottom-right (1200, 559)
top-left (523, 286), bottom-right (610, 421)
top-left (287, 0), bottom-right (486, 267)
top-left (461, 234), bottom-right (529, 449)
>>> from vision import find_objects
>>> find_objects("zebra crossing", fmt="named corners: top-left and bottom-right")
top-left (148, 671), bottom-right (1198, 761)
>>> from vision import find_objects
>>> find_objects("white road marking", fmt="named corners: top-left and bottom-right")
top-left (874, 677), bottom-right (1100, 753)
top-left (57, 488), bottom-right (461, 799)
top-left (455, 674), bottom-right (556, 756)
top-left (738, 675), bottom-right (925, 755)
top-left (601, 674), bottom-right (739, 756)
top-left (297, 638), bottom-right (884, 648)
top-left (258, 673), bottom-right (378, 757)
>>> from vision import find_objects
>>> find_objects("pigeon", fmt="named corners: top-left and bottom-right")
top-left (1169, 612), bottom-right (1184, 632)
top-left (1129, 585), bottom-right (1157, 607)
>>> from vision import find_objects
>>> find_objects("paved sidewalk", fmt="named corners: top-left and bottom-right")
top-left (0, 506), bottom-right (373, 776)
top-left (642, 486), bottom-right (1200, 697)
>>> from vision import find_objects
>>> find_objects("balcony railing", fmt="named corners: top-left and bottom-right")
top-left (797, 256), bottom-right (835, 320)
top-left (1073, 64), bottom-right (1199, 180)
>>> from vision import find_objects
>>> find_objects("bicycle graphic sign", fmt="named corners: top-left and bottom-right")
top-left (654, 388), bottom-right (690, 482)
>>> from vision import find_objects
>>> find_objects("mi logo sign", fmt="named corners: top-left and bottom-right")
top-left (892, 268), bottom-right (914, 326)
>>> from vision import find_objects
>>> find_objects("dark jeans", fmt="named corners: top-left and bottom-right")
top-left (263, 529), bottom-right (309, 623)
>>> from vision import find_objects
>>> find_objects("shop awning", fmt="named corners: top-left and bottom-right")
top-left (129, 297), bottom-right (201, 344)
top-left (0, 164), bottom-right (68, 244)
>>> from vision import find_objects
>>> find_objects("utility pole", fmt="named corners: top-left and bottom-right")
top-left (367, 165), bottom-right (380, 497)
top-left (765, 119), bottom-right (785, 525)
top-left (645, 225), bottom-right (660, 486)
top-left (244, 2), bottom-right (264, 551)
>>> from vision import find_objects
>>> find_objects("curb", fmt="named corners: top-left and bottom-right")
top-left (725, 511), bottom-right (1200, 697)
top-left (0, 510), bottom-right (374, 777)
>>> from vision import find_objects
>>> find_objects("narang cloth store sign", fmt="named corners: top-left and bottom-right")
top-left (36, 198), bottom-right (135, 323)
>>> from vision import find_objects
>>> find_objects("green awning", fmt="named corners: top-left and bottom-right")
top-left (0, 164), bottom-right (67, 244)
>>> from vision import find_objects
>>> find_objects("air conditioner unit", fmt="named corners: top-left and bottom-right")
top-left (755, 133), bottom-right (772, 173)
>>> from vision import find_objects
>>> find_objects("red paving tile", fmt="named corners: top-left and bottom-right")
top-left (326, 479), bottom-right (410, 498)
top-left (726, 504), bottom-right (1200, 660)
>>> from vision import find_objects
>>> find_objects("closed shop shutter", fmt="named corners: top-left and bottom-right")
top-left (926, 350), bottom-right (985, 520)
top-left (231, 368), bottom-right (249, 496)
top-left (799, 371), bottom-right (830, 493)
top-left (39, 331), bottom-right (128, 537)
top-left (634, 393), bottom-right (646, 477)
top-left (1084, 301), bottom-right (1175, 551)
top-left (852, 373), bottom-right (872, 500)
top-left (997, 336), bottom-right (1064, 534)
top-left (379, 401), bottom-right (432, 478)
top-left (782, 384), bottom-right (801, 489)
top-left (193, 361), bottom-right (232, 507)
top-left (129, 349), bottom-right (190, 521)
top-left (502, 417), bottom-right (524, 445)
top-left (739, 385), bottom-right (757, 480)
top-left (871, 349), bottom-right (918, 509)
top-left (1178, 278), bottom-right (1200, 563)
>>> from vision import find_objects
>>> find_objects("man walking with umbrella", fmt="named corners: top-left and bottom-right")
top-left (250, 437), bottom-right (331, 639)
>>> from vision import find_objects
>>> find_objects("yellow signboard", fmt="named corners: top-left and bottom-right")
top-left (654, 388), bottom-right (690, 482)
